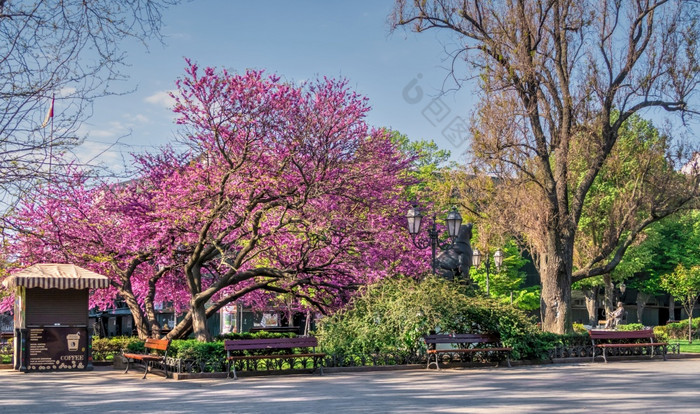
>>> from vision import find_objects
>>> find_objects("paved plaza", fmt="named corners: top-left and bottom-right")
top-left (0, 359), bottom-right (698, 413)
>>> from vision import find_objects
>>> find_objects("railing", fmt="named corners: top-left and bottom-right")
top-left (548, 343), bottom-right (680, 360)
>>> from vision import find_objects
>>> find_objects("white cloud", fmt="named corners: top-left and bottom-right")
top-left (81, 121), bottom-right (129, 139)
top-left (71, 140), bottom-right (128, 172)
top-left (125, 113), bottom-right (149, 123)
top-left (58, 87), bottom-right (77, 97)
top-left (145, 90), bottom-right (176, 108)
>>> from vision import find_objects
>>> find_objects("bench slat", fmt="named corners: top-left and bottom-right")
top-left (227, 352), bottom-right (326, 361)
top-left (428, 347), bottom-right (512, 354)
top-left (224, 337), bottom-right (318, 351)
top-left (424, 334), bottom-right (498, 344)
top-left (143, 338), bottom-right (170, 351)
top-left (588, 329), bottom-right (656, 340)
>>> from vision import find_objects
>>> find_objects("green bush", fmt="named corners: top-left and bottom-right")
top-left (653, 325), bottom-right (669, 342)
top-left (572, 323), bottom-right (587, 334)
top-left (169, 339), bottom-right (225, 361)
top-left (92, 336), bottom-right (143, 360)
top-left (215, 331), bottom-right (296, 341)
top-left (316, 275), bottom-right (555, 360)
top-left (617, 323), bottom-right (645, 331)
top-left (91, 332), bottom-right (305, 364)
top-left (665, 319), bottom-right (700, 340)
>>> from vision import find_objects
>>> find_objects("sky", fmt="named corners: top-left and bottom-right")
top-left (76, 1), bottom-right (477, 172)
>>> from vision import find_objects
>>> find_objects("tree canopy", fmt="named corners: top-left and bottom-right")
top-left (393, 0), bottom-right (700, 333)
top-left (4, 61), bottom-right (428, 341)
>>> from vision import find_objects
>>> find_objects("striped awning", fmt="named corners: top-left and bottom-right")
top-left (2, 263), bottom-right (110, 290)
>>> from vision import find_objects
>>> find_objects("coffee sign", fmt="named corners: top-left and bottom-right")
top-left (27, 327), bottom-right (87, 371)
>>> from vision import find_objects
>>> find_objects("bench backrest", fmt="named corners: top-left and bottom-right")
top-left (224, 336), bottom-right (318, 351)
top-left (588, 329), bottom-right (654, 341)
top-left (424, 333), bottom-right (500, 345)
top-left (144, 338), bottom-right (170, 351)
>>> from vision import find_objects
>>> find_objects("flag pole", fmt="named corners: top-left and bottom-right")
top-left (49, 97), bottom-right (53, 175)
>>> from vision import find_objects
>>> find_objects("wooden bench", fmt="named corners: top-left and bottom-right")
top-left (122, 338), bottom-right (171, 379)
top-left (588, 329), bottom-right (668, 363)
top-left (224, 336), bottom-right (325, 380)
top-left (424, 333), bottom-right (512, 370)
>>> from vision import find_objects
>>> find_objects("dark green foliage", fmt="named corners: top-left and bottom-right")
top-left (316, 276), bottom-right (555, 360)
top-left (553, 332), bottom-right (590, 348)
top-left (663, 319), bottom-right (700, 341)
top-left (169, 339), bottom-right (226, 361)
top-left (92, 336), bottom-right (143, 360)
top-left (616, 323), bottom-right (646, 331)
top-left (215, 331), bottom-right (296, 341)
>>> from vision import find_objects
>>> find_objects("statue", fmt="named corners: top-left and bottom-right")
top-left (435, 223), bottom-right (473, 280)
top-left (605, 301), bottom-right (626, 329)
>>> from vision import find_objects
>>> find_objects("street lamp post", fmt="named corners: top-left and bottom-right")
top-left (471, 248), bottom-right (504, 296)
top-left (406, 205), bottom-right (463, 275)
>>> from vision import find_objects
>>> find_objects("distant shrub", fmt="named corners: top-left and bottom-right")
top-left (617, 323), bottom-right (645, 331)
top-left (572, 323), bottom-right (587, 334)
top-left (316, 275), bottom-right (554, 360)
top-left (92, 336), bottom-right (142, 360)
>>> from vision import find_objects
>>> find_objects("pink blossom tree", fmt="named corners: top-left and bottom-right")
top-left (5, 61), bottom-right (429, 341)
top-left (4, 156), bottom-right (187, 338)
top-left (160, 61), bottom-right (424, 341)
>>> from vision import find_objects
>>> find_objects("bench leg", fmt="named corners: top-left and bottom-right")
top-left (142, 361), bottom-right (149, 379)
top-left (602, 348), bottom-right (608, 363)
top-left (426, 353), bottom-right (440, 370)
top-left (316, 357), bottom-right (324, 376)
top-left (123, 358), bottom-right (131, 374)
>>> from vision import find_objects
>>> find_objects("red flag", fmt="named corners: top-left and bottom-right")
top-left (41, 95), bottom-right (54, 128)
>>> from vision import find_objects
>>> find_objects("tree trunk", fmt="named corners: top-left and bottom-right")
top-left (539, 244), bottom-right (573, 334)
top-left (636, 292), bottom-right (651, 325)
top-left (689, 315), bottom-right (693, 344)
top-left (166, 313), bottom-right (193, 340)
top-left (143, 300), bottom-right (161, 338)
top-left (303, 310), bottom-right (311, 336)
top-left (190, 297), bottom-right (212, 342)
top-left (669, 295), bottom-right (675, 322)
top-left (603, 274), bottom-right (614, 321)
top-left (582, 286), bottom-right (599, 327)
top-left (120, 288), bottom-right (150, 339)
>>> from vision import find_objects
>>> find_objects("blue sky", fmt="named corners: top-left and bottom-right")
top-left (76, 1), bottom-right (699, 173)
top-left (77, 1), bottom-right (476, 171)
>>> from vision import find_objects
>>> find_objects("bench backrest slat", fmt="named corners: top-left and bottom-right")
top-left (424, 334), bottom-right (500, 345)
top-left (588, 329), bottom-right (654, 340)
top-left (224, 336), bottom-right (318, 351)
top-left (144, 338), bottom-right (170, 351)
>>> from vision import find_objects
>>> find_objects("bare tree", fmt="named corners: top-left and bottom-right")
top-left (0, 0), bottom-right (179, 213)
top-left (392, 0), bottom-right (700, 333)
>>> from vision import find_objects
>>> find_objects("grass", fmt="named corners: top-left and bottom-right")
top-left (671, 341), bottom-right (700, 353)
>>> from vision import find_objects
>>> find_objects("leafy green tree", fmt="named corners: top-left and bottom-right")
top-left (574, 114), bottom-right (669, 320)
top-left (661, 265), bottom-right (700, 343)
top-left (469, 239), bottom-right (538, 310)
top-left (390, 130), bottom-right (454, 211)
top-left (392, 0), bottom-right (700, 335)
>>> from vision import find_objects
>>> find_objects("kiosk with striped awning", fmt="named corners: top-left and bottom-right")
top-left (4, 263), bottom-right (110, 372)
top-left (3, 263), bottom-right (110, 290)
